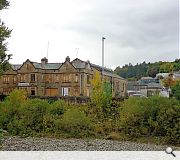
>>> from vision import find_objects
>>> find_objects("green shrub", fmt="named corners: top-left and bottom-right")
top-left (171, 81), bottom-right (180, 100)
top-left (155, 105), bottom-right (180, 144)
top-left (5, 89), bottom-right (27, 108)
top-left (118, 96), bottom-right (180, 144)
top-left (55, 108), bottom-right (94, 138)
top-left (19, 99), bottom-right (50, 133)
top-left (0, 101), bottom-right (20, 130)
top-left (0, 90), bottom-right (179, 145)
top-left (48, 100), bottom-right (66, 116)
top-left (0, 89), bottom-right (27, 130)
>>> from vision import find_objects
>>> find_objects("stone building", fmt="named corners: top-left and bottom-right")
top-left (0, 56), bottom-right (127, 97)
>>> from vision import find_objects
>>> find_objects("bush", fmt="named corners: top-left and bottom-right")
top-left (171, 81), bottom-right (180, 100)
top-left (55, 108), bottom-right (94, 138)
top-left (48, 100), bottom-right (66, 116)
top-left (0, 90), bottom-right (179, 145)
top-left (19, 99), bottom-right (50, 134)
top-left (118, 96), bottom-right (180, 144)
top-left (5, 89), bottom-right (27, 108)
top-left (0, 89), bottom-right (27, 130)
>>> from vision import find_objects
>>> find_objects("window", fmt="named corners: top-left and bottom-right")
top-left (87, 75), bottom-right (90, 84)
top-left (116, 82), bottom-right (119, 91)
top-left (26, 64), bottom-right (29, 69)
top-left (20, 74), bottom-right (26, 82)
top-left (31, 74), bottom-right (36, 82)
top-left (19, 87), bottom-right (28, 92)
top-left (62, 87), bottom-right (68, 96)
top-left (41, 87), bottom-right (44, 95)
top-left (31, 88), bottom-right (35, 95)
top-left (45, 74), bottom-right (49, 82)
top-left (3, 76), bottom-right (9, 83)
top-left (74, 88), bottom-right (78, 96)
top-left (3, 88), bottom-right (10, 94)
top-left (123, 83), bottom-right (126, 92)
top-left (122, 83), bottom-right (124, 91)
top-left (87, 88), bottom-right (90, 97)
top-left (63, 74), bottom-right (69, 82)
top-left (75, 74), bottom-right (78, 82)
top-left (55, 74), bottom-right (59, 82)
top-left (13, 76), bottom-right (16, 83)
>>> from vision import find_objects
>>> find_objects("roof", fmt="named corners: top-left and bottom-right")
top-left (32, 62), bottom-right (62, 70)
top-left (147, 82), bottom-right (162, 88)
top-left (90, 63), bottom-right (112, 72)
top-left (173, 73), bottom-right (180, 77)
top-left (141, 77), bottom-right (154, 80)
top-left (10, 58), bottom-right (125, 80)
top-left (43, 63), bottom-right (62, 70)
top-left (32, 62), bottom-right (41, 69)
top-left (156, 73), bottom-right (169, 78)
top-left (102, 71), bottom-right (125, 80)
top-left (11, 64), bottom-right (21, 70)
top-left (72, 62), bottom-right (86, 69)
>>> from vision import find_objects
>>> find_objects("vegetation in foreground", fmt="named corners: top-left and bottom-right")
top-left (0, 89), bottom-right (179, 147)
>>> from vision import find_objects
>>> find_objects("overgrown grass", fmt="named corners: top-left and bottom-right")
top-left (0, 89), bottom-right (179, 146)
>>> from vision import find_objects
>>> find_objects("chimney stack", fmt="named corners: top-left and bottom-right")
top-left (65, 56), bottom-right (70, 62)
top-left (41, 57), bottom-right (48, 67)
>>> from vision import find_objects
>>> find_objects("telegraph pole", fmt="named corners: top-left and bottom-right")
top-left (47, 41), bottom-right (49, 59)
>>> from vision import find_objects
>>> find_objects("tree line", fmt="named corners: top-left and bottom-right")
top-left (114, 59), bottom-right (180, 80)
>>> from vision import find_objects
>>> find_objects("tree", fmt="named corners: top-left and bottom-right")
top-left (90, 71), bottom-right (112, 119)
top-left (147, 62), bottom-right (160, 78)
top-left (159, 62), bottom-right (174, 73)
top-left (0, 0), bottom-right (12, 76)
top-left (171, 81), bottom-right (180, 100)
top-left (162, 75), bottom-right (175, 88)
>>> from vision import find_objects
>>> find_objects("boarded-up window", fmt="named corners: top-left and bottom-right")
top-left (46, 88), bottom-right (58, 96)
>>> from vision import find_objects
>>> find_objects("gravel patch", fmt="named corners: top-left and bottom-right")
top-left (1, 136), bottom-right (179, 151)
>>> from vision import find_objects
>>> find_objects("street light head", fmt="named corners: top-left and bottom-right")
top-left (102, 37), bottom-right (106, 40)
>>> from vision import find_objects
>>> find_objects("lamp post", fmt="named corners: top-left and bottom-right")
top-left (102, 37), bottom-right (106, 79)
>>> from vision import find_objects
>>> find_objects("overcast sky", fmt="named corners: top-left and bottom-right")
top-left (1, 0), bottom-right (179, 69)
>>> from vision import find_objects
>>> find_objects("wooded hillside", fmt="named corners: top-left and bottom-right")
top-left (114, 59), bottom-right (180, 80)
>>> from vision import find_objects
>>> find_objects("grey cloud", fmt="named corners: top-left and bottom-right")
top-left (44, 0), bottom-right (179, 66)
